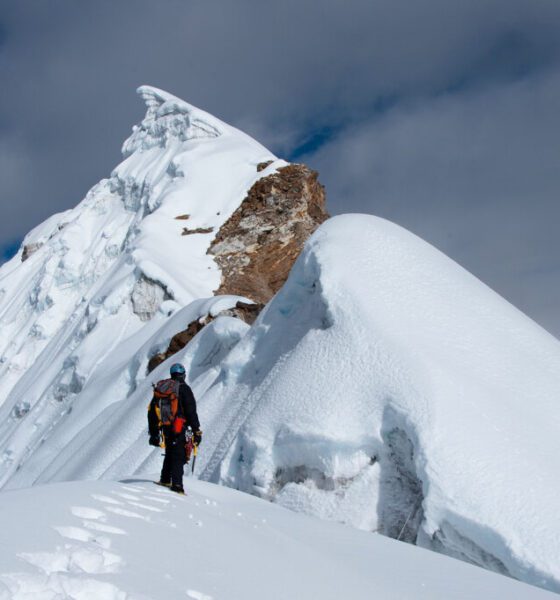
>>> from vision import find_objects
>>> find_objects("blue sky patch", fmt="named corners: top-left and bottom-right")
top-left (1, 240), bottom-right (21, 263)
top-left (288, 126), bottom-right (338, 161)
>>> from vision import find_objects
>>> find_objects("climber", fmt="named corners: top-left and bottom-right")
top-left (148, 363), bottom-right (202, 494)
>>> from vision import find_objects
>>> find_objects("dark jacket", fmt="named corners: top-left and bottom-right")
top-left (148, 375), bottom-right (200, 438)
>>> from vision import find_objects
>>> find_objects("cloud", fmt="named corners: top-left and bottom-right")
top-left (0, 0), bottom-right (559, 333)
top-left (307, 66), bottom-right (560, 334)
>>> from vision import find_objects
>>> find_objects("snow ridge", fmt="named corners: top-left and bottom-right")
top-left (2, 85), bottom-right (560, 597)
top-left (0, 86), bottom-right (276, 490)
top-left (192, 215), bottom-right (560, 593)
top-left (122, 86), bottom-right (221, 157)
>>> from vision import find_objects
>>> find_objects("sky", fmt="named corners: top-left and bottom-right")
top-left (1, 0), bottom-right (559, 336)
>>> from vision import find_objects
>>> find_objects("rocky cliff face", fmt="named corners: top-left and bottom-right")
top-left (209, 163), bottom-right (329, 303)
top-left (148, 161), bottom-right (329, 371)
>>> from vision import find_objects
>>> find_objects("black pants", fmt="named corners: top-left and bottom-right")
top-left (160, 430), bottom-right (186, 489)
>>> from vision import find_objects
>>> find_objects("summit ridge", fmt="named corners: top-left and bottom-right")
top-left (0, 86), bottom-right (559, 596)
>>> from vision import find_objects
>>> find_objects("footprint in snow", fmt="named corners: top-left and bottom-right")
top-left (54, 526), bottom-right (111, 549)
top-left (112, 492), bottom-right (141, 501)
top-left (18, 544), bottom-right (123, 575)
top-left (83, 521), bottom-right (127, 535)
top-left (187, 590), bottom-right (213, 600)
top-left (0, 503), bottom-right (128, 599)
top-left (91, 494), bottom-right (124, 505)
top-left (105, 506), bottom-right (150, 520)
top-left (70, 506), bottom-right (106, 521)
top-left (127, 501), bottom-right (163, 513)
top-left (141, 494), bottom-right (170, 504)
top-left (119, 485), bottom-right (144, 492)
top-left (0, 572), bottom-right (127, 600)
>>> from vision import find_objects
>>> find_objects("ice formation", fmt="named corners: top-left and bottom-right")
top-left (1, 87), bottom-right (560, 596)
top-left (0, 85), bottom-right (276, 488)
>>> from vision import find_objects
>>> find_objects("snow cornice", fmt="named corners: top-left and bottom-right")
top-left (122, 85), bottom-right (223, 157)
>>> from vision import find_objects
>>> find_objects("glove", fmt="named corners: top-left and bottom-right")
top-left (193, 430), bottom-right (202, 446)
top-left (149, 434), bottom-right (160, 447)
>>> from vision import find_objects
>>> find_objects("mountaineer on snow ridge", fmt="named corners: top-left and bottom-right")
top-left (148, 363), bottom-right (202, 494)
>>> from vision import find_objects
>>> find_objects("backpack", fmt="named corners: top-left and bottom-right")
top-left (153, 378), bottom-right (181, 427)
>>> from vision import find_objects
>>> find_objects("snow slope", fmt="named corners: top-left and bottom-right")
top-left (1, 85), bottom-right (559, 596)
top-left (189, 215), bottom-right (560, 592)
top-left (0, 85), bottom-right (280, 488)
top-left (0, 477), bottom-right (555, 600)
top-left (11, 213), bottom-right (559, 593)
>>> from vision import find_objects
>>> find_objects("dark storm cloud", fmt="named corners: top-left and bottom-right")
top-left (0, 0), bottom-right (559, 334)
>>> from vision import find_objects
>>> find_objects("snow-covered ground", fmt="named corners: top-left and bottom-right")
top-left (6, 213), bottom-right (558, 593)
top-left (0, 86), bottom-right (280, 489)
top-left (195, 215), bottom-right (560, 592)
top-left (1, 86), bottom-right (560, 596)
top-left (0, 478), bottom-right (554, 600)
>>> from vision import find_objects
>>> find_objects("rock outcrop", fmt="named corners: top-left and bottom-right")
top-left (21, 243), bottom-right (43, 262)
top-left (147, 161), bottom-right (328, 372)
top-left (182, 227), bottom-right (214, 236)
top-left (209, 163), bottom-right (329, 303)
top-left (147, 301), bottom-right (262, 372)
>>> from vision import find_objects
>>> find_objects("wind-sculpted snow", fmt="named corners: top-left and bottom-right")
top-left (0, 85), bottom-right (276, 489)
top-left (2, 88), bottom-right (559, 596)
top-left (1, 478), bottom-right (553, 600)
top-left (4, 297), bottom-right (250, 488)
top-left (122, 86), bottom-right (221, 156)
top-left (191, 215), bottom-right (560, 593)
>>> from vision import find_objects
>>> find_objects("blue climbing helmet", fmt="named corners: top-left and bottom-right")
top-left (170, 363), bottom-right (186, 377)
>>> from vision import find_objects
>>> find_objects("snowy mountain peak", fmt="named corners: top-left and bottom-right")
top-left (5, 84), bottom-right (560, 597)
top-left (0, 80), bottom-right (332, 505)
top-left (0, 86), bottom-right (282, 490)
top-left (122, 85), bottom-right (222, 157)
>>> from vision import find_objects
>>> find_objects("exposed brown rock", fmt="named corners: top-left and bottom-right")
top-left (147, 301), bottom-right (263, 373)
top-left (208, 163), bottom-right (329, 303)
top-left (182, 227), bottom-right (214, 236)
top-left (228, 301), bottom-right (263, 324)
top-left (21, 243), bottom-right (43, 262)
top-left (147, 162), bottom-right (328, 373)
top-left (175, 214), bottom-right (191, 220)
top-left (257, 160), bottom-right (274, 172)
top-left (148, 320), bottom-right (204, 373)
top-left (21, 222), bottom-right (68, 262)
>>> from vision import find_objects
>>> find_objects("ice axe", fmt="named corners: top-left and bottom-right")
top-left (191, 444), bottom-right (198, 475)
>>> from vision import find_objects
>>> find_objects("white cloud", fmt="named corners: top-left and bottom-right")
top-left (0, 0), bottom-right (559, 334)
top-left (307, 67), bottom-right (560, 335)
